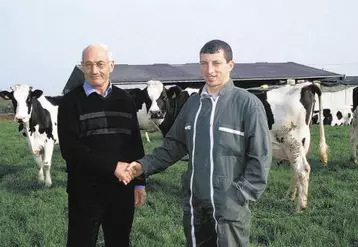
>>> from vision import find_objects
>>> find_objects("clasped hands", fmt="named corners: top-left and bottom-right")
top-left (114, 161), bottom-right (143, 185)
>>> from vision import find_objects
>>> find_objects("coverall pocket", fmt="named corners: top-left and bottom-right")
top-left (218, 125), bottom-right (245, 156)
top-left (216, 177), bottom-right (250, 221)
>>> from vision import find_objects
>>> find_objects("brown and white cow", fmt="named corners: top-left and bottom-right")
top-left (249, 81), bottom-right (328, 212)
top-left (0, 85), bottom-right (61, 187)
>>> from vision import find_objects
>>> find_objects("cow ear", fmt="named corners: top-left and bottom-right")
top-left (0, 91), bottom-right (12, 100)
top-left (10, 84), bottom-right (20, 91)
top-left (167, 86), bottom-right (182, 99)
top-left (31, 90), bottom-right (43, 98)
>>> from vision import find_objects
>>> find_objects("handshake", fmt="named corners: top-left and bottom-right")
top-left (114, 161), bottom-right (144, 185)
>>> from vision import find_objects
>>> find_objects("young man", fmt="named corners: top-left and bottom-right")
top-left (119, 39), bottom-right (272, 246)
top-left (58, 43), bottom-right (146, 247)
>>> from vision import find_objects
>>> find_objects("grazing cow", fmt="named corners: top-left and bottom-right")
top-left (248, 81), bottom-right (328, 212)
top-left (350, 87), bottom-right (358, 164)
top-left (127, 80), bottom-right (199, 142)
top-left (0, 85), bottom-right (61, 187)
top-left (311, 109), bottom-right (332, 125)
top-left (330, 106), bottom-right (353, 126)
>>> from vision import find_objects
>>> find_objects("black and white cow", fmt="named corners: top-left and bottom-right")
top-left (312, 107), bottom-right (353, 126)
top-left (248, 81), bottom-right (328, 212)
top-left (126, 87), bottom-right (160, 142)
top-left (330, 107), bottom-right (353, 126)
top-left (0, 85), bottom-right (61, 187)
top-left (312, 109), bottom-right (332, 125)
top-left (127, 80), bottom-right (199, 142)
top-left (350, 86), bottom-right (358, 164)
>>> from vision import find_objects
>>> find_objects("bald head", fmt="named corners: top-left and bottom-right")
top-left (81, 43), bottom-right (113, 62)
top-left (80, 43), bottom-right (115, 94)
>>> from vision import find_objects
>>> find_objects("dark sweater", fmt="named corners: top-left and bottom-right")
top-left (58, 85), bottom-right (145, 186)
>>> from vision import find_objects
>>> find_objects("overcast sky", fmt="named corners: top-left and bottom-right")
top-left (2, 0), bottom-right (357, 95)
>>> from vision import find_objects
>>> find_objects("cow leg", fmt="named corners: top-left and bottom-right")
top-left (281, 132), bottom-right (310, 212)
top-left (33, 154), bottom-right (45, 184)
top-left (42, 141), bottom-right (54, 187)
top-left (350, 126), bottom-right (358, 165)
top-left (302, 134), bottom-right (311, 156)
top-left (145, 132), bottom-right (151, 143)
top-left (288, 152), bottom-right (310, 212)
top-left (285, 135), bottom-right (311, 205)
top-left (296, 154), bottom-right (310, 212)
top-left (26, 133), bottom-right (37, 155)
top-left (285, 170), bottom-right (298, 201)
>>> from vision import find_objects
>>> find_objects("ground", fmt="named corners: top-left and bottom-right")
top-left (0, 114), bottom-right (14, 121)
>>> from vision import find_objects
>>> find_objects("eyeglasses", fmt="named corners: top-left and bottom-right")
top-left (82, 61), bottom-right (111, 70)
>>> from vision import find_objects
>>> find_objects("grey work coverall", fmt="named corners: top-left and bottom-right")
top-left (138, 80), bottom-right (272, 247)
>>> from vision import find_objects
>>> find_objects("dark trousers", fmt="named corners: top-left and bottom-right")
top-left (183, 207), bottom-right (250, 247)
top-left (66, 179), bottom-right (135, 247)
top-left (183, 209), bottom-right (217, 247)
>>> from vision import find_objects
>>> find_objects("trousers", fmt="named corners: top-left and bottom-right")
top-left (66, 175), bottom-right (135, 247)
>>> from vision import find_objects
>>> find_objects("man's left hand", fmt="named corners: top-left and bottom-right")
top-left (134, 187), bottom-right (146, 207)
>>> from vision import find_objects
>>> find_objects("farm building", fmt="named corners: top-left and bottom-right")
top-left (63, 62), bottom-right (344, 94)
top-left (314, 76), bottom-right (358, 111)
top-left (63, 61), bottom-right (357, 111)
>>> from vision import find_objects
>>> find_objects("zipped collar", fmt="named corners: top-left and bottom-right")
top-left (199, 79), bottom-right (234, 100)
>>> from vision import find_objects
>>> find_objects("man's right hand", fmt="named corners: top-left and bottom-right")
top-left (114, 161), bottom-right (144, 185)
top-left (125, 161), bottom-right (144, 183)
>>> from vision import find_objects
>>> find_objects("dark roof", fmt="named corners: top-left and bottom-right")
top-left (63, 62), bottom-right (344, 94)
top-left (230, 62), bottom-right (343, 80)
top-left (111, 64), bottom-right (192, 82)
top-left (321, 76), bottom-right (358, 86)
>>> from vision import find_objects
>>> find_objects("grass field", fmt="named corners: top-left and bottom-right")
top-left (0, 120), bottom-right (357, 247)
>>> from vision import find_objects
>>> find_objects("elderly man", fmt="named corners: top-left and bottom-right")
top-left (58, 43), bottom-right (146, 247)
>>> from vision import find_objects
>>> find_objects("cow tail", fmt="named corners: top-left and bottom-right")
top-left (315, 83), bottom-right (329, 166)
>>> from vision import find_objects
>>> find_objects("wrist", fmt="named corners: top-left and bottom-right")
top-left (135, 161), bottom-right (144, 175)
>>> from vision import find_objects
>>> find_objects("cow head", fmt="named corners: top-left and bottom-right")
top-left (0, 84), bottom-right (43, 123)
top-left (146, 80), bottom-right (182, 124)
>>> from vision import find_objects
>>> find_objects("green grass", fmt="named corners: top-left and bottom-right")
top-left (0, 120), bottom-right (357, 247)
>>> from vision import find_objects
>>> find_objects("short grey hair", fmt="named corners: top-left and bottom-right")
top-left (81, 43), bottom-right (113, 61)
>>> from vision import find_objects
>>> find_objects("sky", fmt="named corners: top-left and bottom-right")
top-left (2, 0), bottom-right (358, 95)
